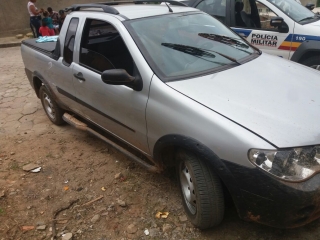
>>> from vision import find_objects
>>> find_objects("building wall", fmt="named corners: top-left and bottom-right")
top-left (0, 0), bottom-right (317, 36)
top-left (0, 0), bottom-right (101, 36)
top-left (301, 0), bottom-right (317, 6)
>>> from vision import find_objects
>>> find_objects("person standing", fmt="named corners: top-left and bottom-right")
top-left (58, 10), bottom-right (66, 31)
top-left (42, 11), bottom-right (55, 36)
top-left (47, 7), bottom-right (59, 34)
top-left (28, 0), bottom-right (43, 38)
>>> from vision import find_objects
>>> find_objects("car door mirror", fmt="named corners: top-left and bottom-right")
top-left (305, 3), bottom-right (315, 10)
top-left (101, 69), bottom-right (142, 91)
top-left (270, 17), bottom-right (284, 27)
top-left (270, 17), bottom-right (289, 33)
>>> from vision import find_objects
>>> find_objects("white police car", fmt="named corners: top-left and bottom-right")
top-left (188, 0), bottom-right (320, 69)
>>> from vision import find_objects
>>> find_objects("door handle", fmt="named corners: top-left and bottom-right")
top-left (74, 72), bottom-right (85, 81)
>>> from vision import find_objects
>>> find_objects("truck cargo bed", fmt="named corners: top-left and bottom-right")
top-left (22, 38), bottom-right (60, 60)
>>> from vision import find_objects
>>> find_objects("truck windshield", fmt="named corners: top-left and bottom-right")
top-left (125, 12), bottom-right (255, 81)
top-left (267, 0), bottom-right (316, 23)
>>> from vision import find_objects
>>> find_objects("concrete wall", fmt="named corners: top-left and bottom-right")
top-left (301, 0), bottom-right (317, 6)
top-left (0, 0), bottom-right (318, 36)
top-left (0, 0), bottom-right (101, 37)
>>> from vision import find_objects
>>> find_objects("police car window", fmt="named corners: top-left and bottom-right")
top-left (235, 0), bottom-right (279, 31)
top-left (235, 0), bottom-right (255, 28)
top-left (256, 1), bottom-right (278, 29)
top-left (196, 0), bottom-right (227, 23)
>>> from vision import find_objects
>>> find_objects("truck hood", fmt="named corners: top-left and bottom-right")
top-left (167, 53), bottom-right (320, 148)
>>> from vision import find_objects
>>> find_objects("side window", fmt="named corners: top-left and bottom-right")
top-left (235, 0), bottom-right (278, 30)
top-left (235, 0), bottom-right (255, 28)
top-left (196, 0), bottom-right (227, 23)
top-left (63, 18), bottom-right (79, 66)
top-left (256, 1), bottom-right (278, 30)
top-left (80, 19), bottom-right (134, 74)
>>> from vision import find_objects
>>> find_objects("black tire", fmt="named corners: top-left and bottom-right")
top-left (176, 150), bottom-right (224, 229)
top-left (39, 85), bottom-right (65, 125)
top-left (301, 56), bottom-right (320, 70)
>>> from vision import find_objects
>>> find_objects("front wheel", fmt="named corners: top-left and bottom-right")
top-left (39, 85), bottom-right (65, 125)
top-left (301, 56), bottom-right (320, 71)
top-left (177, 150), bottom-right (224, 229)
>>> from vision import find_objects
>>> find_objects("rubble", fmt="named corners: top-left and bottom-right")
top-left (22, 163), bottom-right (40, 171)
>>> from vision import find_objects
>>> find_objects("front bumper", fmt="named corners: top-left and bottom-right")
top-left (223, 160), bottom-right (320, 228)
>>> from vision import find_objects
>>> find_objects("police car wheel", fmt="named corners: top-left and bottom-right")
top-left (302, 56), bottom-right (320, 71)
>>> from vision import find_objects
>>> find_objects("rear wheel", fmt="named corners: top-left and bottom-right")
top-left (301, 56), bottom-right (320, 70)
top-left (176, 150), bottom-right (224, 229)
top-left (39, 85), bottom-right (65, 125)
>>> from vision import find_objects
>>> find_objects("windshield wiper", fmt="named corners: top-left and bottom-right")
top-left (198, 33), bottom-right (252, 54)
top-left (199, 33), bottom-right (249, 48)
top-left (299, 16), bottom-right (315, 22)
top-left (161, 43), bottom-right (241, 65)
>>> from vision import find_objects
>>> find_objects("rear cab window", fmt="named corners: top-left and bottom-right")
top-left (63, 18), bottom-right (79, 66)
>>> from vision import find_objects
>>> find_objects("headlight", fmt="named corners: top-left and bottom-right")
top-left (248, 146), bottom-right (320, 182)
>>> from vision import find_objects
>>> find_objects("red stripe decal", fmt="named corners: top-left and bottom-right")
top-left (278, 46), bottom-right (291, 50)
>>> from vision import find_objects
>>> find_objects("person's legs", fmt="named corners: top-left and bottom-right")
top-left (30, 21), bottom-right (36, 38)
top-left (30, 17), bottom-right (41, 37)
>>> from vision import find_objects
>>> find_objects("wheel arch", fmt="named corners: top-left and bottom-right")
top-left (153, 134), bottom-right (221, 169)
top-left (153, 134), bottom-right (251, 219)
top-left (291, 40), bottom-right (320, 64)
top-left (32, 71), bottom-right (48, 98)
top-left (32, 71), bottom-right (69, 111)
top-left (153, 134), bottom-right (242, 195)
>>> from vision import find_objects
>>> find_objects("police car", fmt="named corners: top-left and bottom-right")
top-left (187, 0), bottom-right (320, 69)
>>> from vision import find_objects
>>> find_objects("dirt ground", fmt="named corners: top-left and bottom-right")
top-left (1, 47), bottom-right (320, 240)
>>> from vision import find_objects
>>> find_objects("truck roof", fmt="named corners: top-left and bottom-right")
top-left (68, 3), bottom-right (199, 20)
top-left (112, 4), bottom-right (198, 19)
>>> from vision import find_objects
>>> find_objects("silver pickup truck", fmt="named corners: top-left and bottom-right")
top-left (21, 1), bottom-right (320, 229)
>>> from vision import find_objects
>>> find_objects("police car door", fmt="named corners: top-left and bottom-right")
top-left (231, 0), bottom-right (292, 59)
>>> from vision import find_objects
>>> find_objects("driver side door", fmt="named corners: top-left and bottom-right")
top-left (72, 17), bottom-right (153, 154)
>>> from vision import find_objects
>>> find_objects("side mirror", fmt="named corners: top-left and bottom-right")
top-left (305, 3), bottom-right (315, 10)
top-left (270, 17), bottom-right (284, 27)
top-left (270, 17), bottom-right (289, 33)
top-left (101, 69), bottom-right (142, 91)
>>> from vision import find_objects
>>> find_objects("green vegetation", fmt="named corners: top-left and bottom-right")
top-left (46, 152), bottom-right (54, 158)
top-left (9, 161), bottom-right (20, 170)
